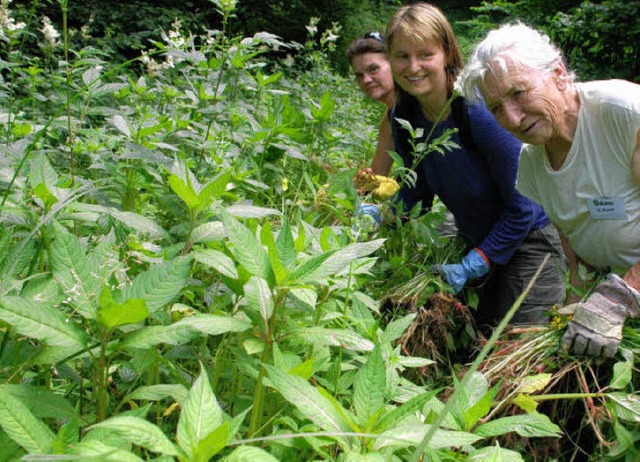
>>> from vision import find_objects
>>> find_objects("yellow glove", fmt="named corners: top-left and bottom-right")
top-left (371, 175), bottom-right (399, 200)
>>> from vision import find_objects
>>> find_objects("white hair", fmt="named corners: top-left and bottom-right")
top-left (457, 22), bottom-right (575, 102)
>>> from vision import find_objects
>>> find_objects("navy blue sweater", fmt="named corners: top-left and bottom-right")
top-left (392, 96), bottom-right (550, 265)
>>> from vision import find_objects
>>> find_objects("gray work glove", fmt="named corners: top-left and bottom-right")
top-left (562, 274), bottom-right (640, 358)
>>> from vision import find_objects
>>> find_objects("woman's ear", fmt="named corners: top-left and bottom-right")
top-left (553, 60), bottom-right (569, 90)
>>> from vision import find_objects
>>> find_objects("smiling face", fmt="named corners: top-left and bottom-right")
top-left (479, 59), bottom-right (571, 146)
top-left (351, 52), bottom-right (394, 106)
top-left (389, 34), bottom-right (449, 107)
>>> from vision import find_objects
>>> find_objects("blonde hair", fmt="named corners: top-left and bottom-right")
top-left (386, 2), bottom-right (463, 95)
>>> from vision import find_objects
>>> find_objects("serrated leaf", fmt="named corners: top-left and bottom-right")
top-left (260, 221), bottom-right (287, 285)
top-left (353, 348), bottom-right (385, 425)
top-left (124, 384), bottom-right (189, 405)
top-left (109, 114), bottom-right (131, 138)
top-left (199, 170), bottom-right (231, 204)
top-left (194, 422), bottom-right (228, 461)
top-left (474, 413), bottom-right (562, 438)
top-left (516, 373), bottom-right (553, 394)
top-left (265, 365), bottom-right (351, 439)
top-left (293, 239), bottom-right (384, 284)
top-left (121, 314), bottom-right (250, 348)
top-left (71, 440), bottom-right (144, 461)
top-left (217, 208), bottom-right (274, 285)
top-left (276, 218), bottom-right (296, 271)
top-left (193, 249), bottom-right (238, 279)
top-left (374, 390), bottom-right (440, 433)
top-left (468, 444), bottom-right (525, 461)
top-left (90, 416), bottom-right (181, 456)
top-left (169, 174), bottom-right (201, 210)
top-left (226, 204), bottom-right (281, 218)
top-left (120, 256), bottom-right (191, 313)
top-left (512, 394), bottom-right (539, 414)
top-left (0, 392), bottom-right (54, 454)
top-left (289, 327), bottom-right (374, 351)
top-left (243, 276), bottom-right (273, 332)
top-left (609, 361), bottom-right (633, 390)
top-left (373, 423), bottom-right (482, 450)
top-left (190, 221), bottom-right (227, 243)
top-left (1, 384), bottom-right (75, 420)
top-left (380, 313), bottom-right (416, 344)
top-left (177, 367), bottom-right (222, 458)
top-left (0, 296), bottom-right (87, 347)
top-left (50, 222), bottom-right (99, 319)
top-left (607, 393), bottom-right (640, 423)
top-left (223, 445), bottom-right (279, 462)
top-left (97, 286), bottom-right (148, 329)
top-left (82, 67), bottom-right (101, 86)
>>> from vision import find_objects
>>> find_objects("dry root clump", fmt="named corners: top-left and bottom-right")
top-left (390, 292), bottom-right (475, 373)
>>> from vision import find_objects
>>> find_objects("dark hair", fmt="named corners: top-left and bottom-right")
top-left (345, 34), bottom-right (387, 63)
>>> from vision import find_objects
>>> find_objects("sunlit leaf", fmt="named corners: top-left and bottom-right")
top-left (609, 361), bottom-right (633, 390)
top-left (289, 327), bottom-right (374, 351)
top-left (516, 373), bottom-right (553, 394)
top-left (90, 416), bottom-right (181, 456)
top-left (193, 248), bottom-right (238, 279)
top-left (353, 348), bottom-right (385, 425)
top-left (475, 413), bottom-right (562, 438)
top-left (223, 445), bottom-right (279, 462)
top-left (373, 424), bottom-right (482, 450)
top-left (0, 392), bottom-right (54, 454)
top-left (608, 393), bottom-right (640, 423)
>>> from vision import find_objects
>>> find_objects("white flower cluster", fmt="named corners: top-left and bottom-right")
top-left (141, 19), bottom-right (187, 75)
top-left (0, 0), bottom-right (26, 43)
top-left (41, 15), bottom-right (60, 48)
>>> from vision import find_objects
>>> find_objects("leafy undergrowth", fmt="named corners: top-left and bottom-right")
top-left (0, 1), bottom-right (638, 461)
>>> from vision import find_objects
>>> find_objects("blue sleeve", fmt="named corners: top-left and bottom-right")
top-left (468, 105), bottom-right (547, 265)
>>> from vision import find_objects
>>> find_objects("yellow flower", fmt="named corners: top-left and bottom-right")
top-left (281, 178), bottom-right (289, 192)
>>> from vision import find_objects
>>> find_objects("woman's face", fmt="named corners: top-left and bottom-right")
top-left (480, 60), bottom-right (569, 146)
top-left (351, 52), bottom-right (394, 105)
top-left (389, 34), bottom-right (448, 101)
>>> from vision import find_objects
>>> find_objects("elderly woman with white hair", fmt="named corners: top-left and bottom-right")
top-left (458, 22), bottom-right (640, 359)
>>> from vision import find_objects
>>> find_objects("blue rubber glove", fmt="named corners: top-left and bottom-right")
top-left (358, 203), bottom-right (382, 228)
top-left (431, 249), bottom-right (490, 293)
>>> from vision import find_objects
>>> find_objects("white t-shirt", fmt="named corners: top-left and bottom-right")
top-left (517, 80), bottom-right (640, 271)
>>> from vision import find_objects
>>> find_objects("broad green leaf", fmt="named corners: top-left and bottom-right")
top-left (474, 413), bottom-right (562, 438)
top-left (293, 239), bottom-right (384, 284)
top-left (177, 367), bottom-right (222, 458)
top-left (191, 221), bottom-right (227, 243)
top-left (0, 296), bottom-right (87, 348)
top-left (194, 422), bottom-right (228, 461)
top-left (463, 383), bottom-right (500, 430)
top-left (285, 250), bottom-right (337, 285)
top-left (468, 444), bottom-right (525, 461)
top-left (343, 453), bottom-right (387, 462)
top-left (289, 359), bottom-right (315, 380)
top-left (97, 286), bottom-right (148, 329)
top-left (124, 384), bottom-right (189, 405)
top-left (1, 385), bottom-right (75, 420)
top-left (0, 392), bottom-right (54, 454)
top-left (353, 348), bottom-right (385, 425)
top-left (512, 394), bottom-right (539, 414)
top-left (193, 249), bottom-right (238, 279)
top-left (50, 221), bottom-right (99, 319)
top-left (379, 313), bottom-right (416, 344)
top-left (217, 207), bottom-right (274, 285)
top-left (289, 327), bottom-right (374, 351)
top-left (607, 393), bottom-right (640, 422)
top-left (373, 423), bottom-right (482, 450)
top-left (120, 256), bottom-right (192, 313)
top-left (609, 361), bottom-right (633, 390)
top-left (613, 421), bottom-right (635, 451)
top-left (243, 276), bottom-right (273, 331)
top-left (169, 174), bottom-right (200, 210)
top-left (396, 356), bottom-right (435, 368)
top-left (260, 221), bottom-right (287, 285)
top-left (28, 153), bottom-right (58, 189)
top-left (33, 182), bottom-right (59, 209)
top-left (199, 169), bottom-right (231, 203)
top-left (71, 440), bottom-right (144, 461)
top-left (90, 416), bottom-right (181, 456)
top-left (121, 314), bottom-right (250, 348)
top-left (374, 390), bottom-right (440, 433)
top-left (107, 210), bottom-right (167, 238)
top-left (276, 218), bottom-right (296, 271)
top-left (516, 373), bottom-right (553, 394)
top-left (226, 204), bottom-right (281, 219)
top-left (109, 114), bottom-right (132, 138)
top-left (265, 365), bottom-right (351, 439)
top-left (223, 445), bottom-right (279, 462)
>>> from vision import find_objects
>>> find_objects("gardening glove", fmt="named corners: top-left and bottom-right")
top-left (561, 273), bottom-right (640, 358)
top-left (430, 248), bottom-right (490, 294)
top-left (357, 203), bottom-right (382, 228)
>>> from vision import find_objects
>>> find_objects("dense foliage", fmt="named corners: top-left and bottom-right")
top-left (1, 0), bottom-right (640, 461)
